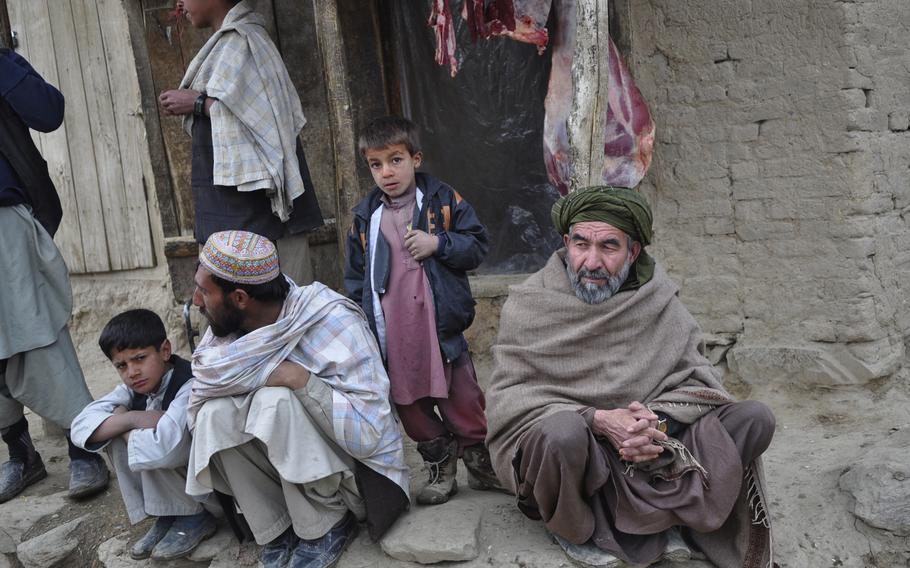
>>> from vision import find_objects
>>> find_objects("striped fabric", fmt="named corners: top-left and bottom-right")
top-left (188, 281), bottom-right (409, 497)
top-left (180, 1), bottom-right (306, 222)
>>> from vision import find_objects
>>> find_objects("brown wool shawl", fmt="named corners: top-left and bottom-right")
top-left (486, 250), bottom-right (735, 492)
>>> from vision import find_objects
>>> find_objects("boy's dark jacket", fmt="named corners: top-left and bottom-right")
top-left (345, 173), bottom-right (488, 363)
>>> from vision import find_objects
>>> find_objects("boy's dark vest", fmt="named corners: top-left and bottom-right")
top-left (129, 355), bottom-right (193, 412)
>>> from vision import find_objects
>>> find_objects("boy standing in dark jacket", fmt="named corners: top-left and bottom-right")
top-left (345, 117), bottom-right (502, 504)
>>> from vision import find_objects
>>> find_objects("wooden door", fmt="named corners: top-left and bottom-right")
top-left (7, 0), bottom-right (155, 273)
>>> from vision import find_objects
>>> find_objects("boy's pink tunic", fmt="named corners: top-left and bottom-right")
top-left (378, 188), bottom-right (449, 405)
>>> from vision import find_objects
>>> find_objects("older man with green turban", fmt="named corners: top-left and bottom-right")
top-left (486, 187), bottom-right (776, 568)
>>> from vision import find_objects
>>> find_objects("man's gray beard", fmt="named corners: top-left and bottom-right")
top-left (566, 257), bottom-right (632, 304)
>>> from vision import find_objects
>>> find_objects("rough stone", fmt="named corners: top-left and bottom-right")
top-left (0, 491), bottom-right (69, 543)
top-left (16, 514), bottom-right (87, 568)
top-left (0, 555), bottom-right (11, 568)
top-left (839, 432), bottom-right (910, 536)
top-left (96, 535), bottom-right (148, 568)
top-left (727, 344), bottom-right (900, 387)
top-left (188, 524), bottom-right (240, 562)
top-left (0, 529), bottom-right (14, 554)
top-left (380, 496), bottom-right (483, 563)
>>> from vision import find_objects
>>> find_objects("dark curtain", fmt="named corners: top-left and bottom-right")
top-left (389, 0), bottom-right (561, 274)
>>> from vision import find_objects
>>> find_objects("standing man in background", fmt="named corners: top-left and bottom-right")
top-left (159, 0), bottom-right (323, 285)
top-left (0, 47), bottom-right (110, 502)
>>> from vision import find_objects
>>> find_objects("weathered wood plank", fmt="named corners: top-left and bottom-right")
top-left (142, 2), bottom-right (200, 236)
top-left (71, 0), bottom-right (130, 270)
top-left (123, 0), bottom-right (180, 239)
top-left (0, 0), bottom-right (12, 48)
top-left (567, 0), bottom-right (610, 189)
top-left (15, 0), bottom-right (86, 272)
top-left (47, 0), bottom-right (110, 272)
top-left (97, 0), bottom-right (155, 269)
top-left (313, 0), bottom-right (359, 258)
top-left (273, 0), bottom-right (338, 217)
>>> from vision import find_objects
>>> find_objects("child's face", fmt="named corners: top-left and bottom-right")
top-left (365, 143), bottom-right (422, 199)
top-left (109, 340), bottom-right (172, 396)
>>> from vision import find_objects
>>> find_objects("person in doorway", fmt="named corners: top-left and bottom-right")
top-left (345, 116), bottom-right (502, 505)
top-left (159, 0), bottom-right (322, 285)
top-left (70, 310), bottom-right (216, 561)
top-left (0, 47), bottom-right (109, 503)
top-left (187, 230), bottom-right (409, 568)
top-left (486, 186), bottom-right (776, 567)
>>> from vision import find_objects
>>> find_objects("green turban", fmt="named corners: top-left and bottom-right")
top-left (551, 186), bottom-right (655, 289)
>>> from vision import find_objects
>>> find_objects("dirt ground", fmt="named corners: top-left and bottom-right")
top-left (2, 341), bottom-right (909, 567)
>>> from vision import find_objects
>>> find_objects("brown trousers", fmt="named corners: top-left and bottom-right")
top-left (514, 401), bottom-right (775, 566)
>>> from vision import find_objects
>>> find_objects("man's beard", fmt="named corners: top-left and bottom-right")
top-left (566, 257), bottom-right (633, 304)
top-left (201, 298), bottom-right (244, 337)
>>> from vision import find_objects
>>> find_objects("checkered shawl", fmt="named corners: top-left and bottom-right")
top-left (180, 1), bottom-right (305, 221)
top-left (188, 281), bottom-right (409, 495)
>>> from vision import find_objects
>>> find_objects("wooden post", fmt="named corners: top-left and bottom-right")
top-left (0, 0), bottom-right (11, 49)
top-left (312, 0), bottom-right (361, 258)
top-left (567, 0), bottom-right (610, 190)
top-left (124, 0), bottom-right (180, 239)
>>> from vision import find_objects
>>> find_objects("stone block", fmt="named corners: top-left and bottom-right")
top-left (188, 524), bottom-right (239, 562)
top-left (95, 535), bottom-right (143, 568)
top-left (839, 431), bottom-right (910, 536)
top-left (730, 123), bottom-right (760, 142)
top-left (16, 515), bottom-right (87, 568)
top-left (0, 529), bottom-right (13, 554)
top-left (847, 108), bottom-right (888, 132)
top-left (0, 491), bottom-right (69, 543)
top-left (727, 343), bottom-right (899, 388)
top-left (380, 497), bottom-right (483, 563)
top-left (888, 111), bottom-right (910, 132)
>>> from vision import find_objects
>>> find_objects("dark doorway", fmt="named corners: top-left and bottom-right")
top-left (384, 0), bottom-right (561, 274)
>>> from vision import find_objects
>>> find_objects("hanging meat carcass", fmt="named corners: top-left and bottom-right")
top-left (428, 0), bottom-right (654, 192)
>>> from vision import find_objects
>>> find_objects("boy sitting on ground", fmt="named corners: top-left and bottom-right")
top-left (70, 309), bottom-right (216, 561)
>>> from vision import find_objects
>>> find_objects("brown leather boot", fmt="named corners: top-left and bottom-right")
top-left (416, 435), bottom-right (458, 505)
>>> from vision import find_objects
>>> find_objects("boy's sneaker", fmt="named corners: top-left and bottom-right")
top-left (0, 454), bottom-right (47, 503)
top-left (462, 443), bottom-right (506, 492)
top-left (416, 435), bottom-right (458, 505)
top-left (68, 455), bottom-right (109, 499)
top-left (288, 511), bottom-right (357, 568)
top-left (260, 527), bottom-right (299, 568)
top-left (130, 516), bottom-right (175, 560)
top-left (150, 510), bottom-right (217, 560)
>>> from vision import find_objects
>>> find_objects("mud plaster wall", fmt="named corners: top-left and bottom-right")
top-left (614, 0), bottom-right (910, 387)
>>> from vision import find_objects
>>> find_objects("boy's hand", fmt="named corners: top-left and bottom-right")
top-left (112, 405), bottom-right (129, 415)
top-left (404, 230), bottom-right (439, 261)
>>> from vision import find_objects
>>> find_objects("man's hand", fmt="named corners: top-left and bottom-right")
top-left (404, 230), bottom-right (438, 261)
top-left (266, 360), bottom-right (310, 390)
top-left (592, 401), bottom-right (668, 463)
top-left (159, 89), bottom-right (200, 116)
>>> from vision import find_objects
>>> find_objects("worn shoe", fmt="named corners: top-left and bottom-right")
top-left (288, 511), bottom-right (357, 568)
top-left (130, 516), bottom-right (175, 560)
top-left (260, 527), bottom-right (299, 568)
top-left (68, 455), bottom-right (109, 498)
top-left (0, 455), bottom-right (47, 503)
top-left (660, 527), bottom-right (691, 562)
top-left (462, 443), bottom-right (506, 492)
top-left (150, 510), bottom-right (217, 560)
top-left (552, 533), bottom-right (629, 567)
top-left (416, 435), bottom-right (458, 505)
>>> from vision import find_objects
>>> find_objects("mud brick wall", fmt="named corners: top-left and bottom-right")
top-left (620, 0), bottom-right (910, 386)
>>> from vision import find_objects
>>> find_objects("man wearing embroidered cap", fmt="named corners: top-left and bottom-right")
top-left (188, 230), bottom-right (408, 568)
top-left (486, 187), bottom-right (777, 568)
